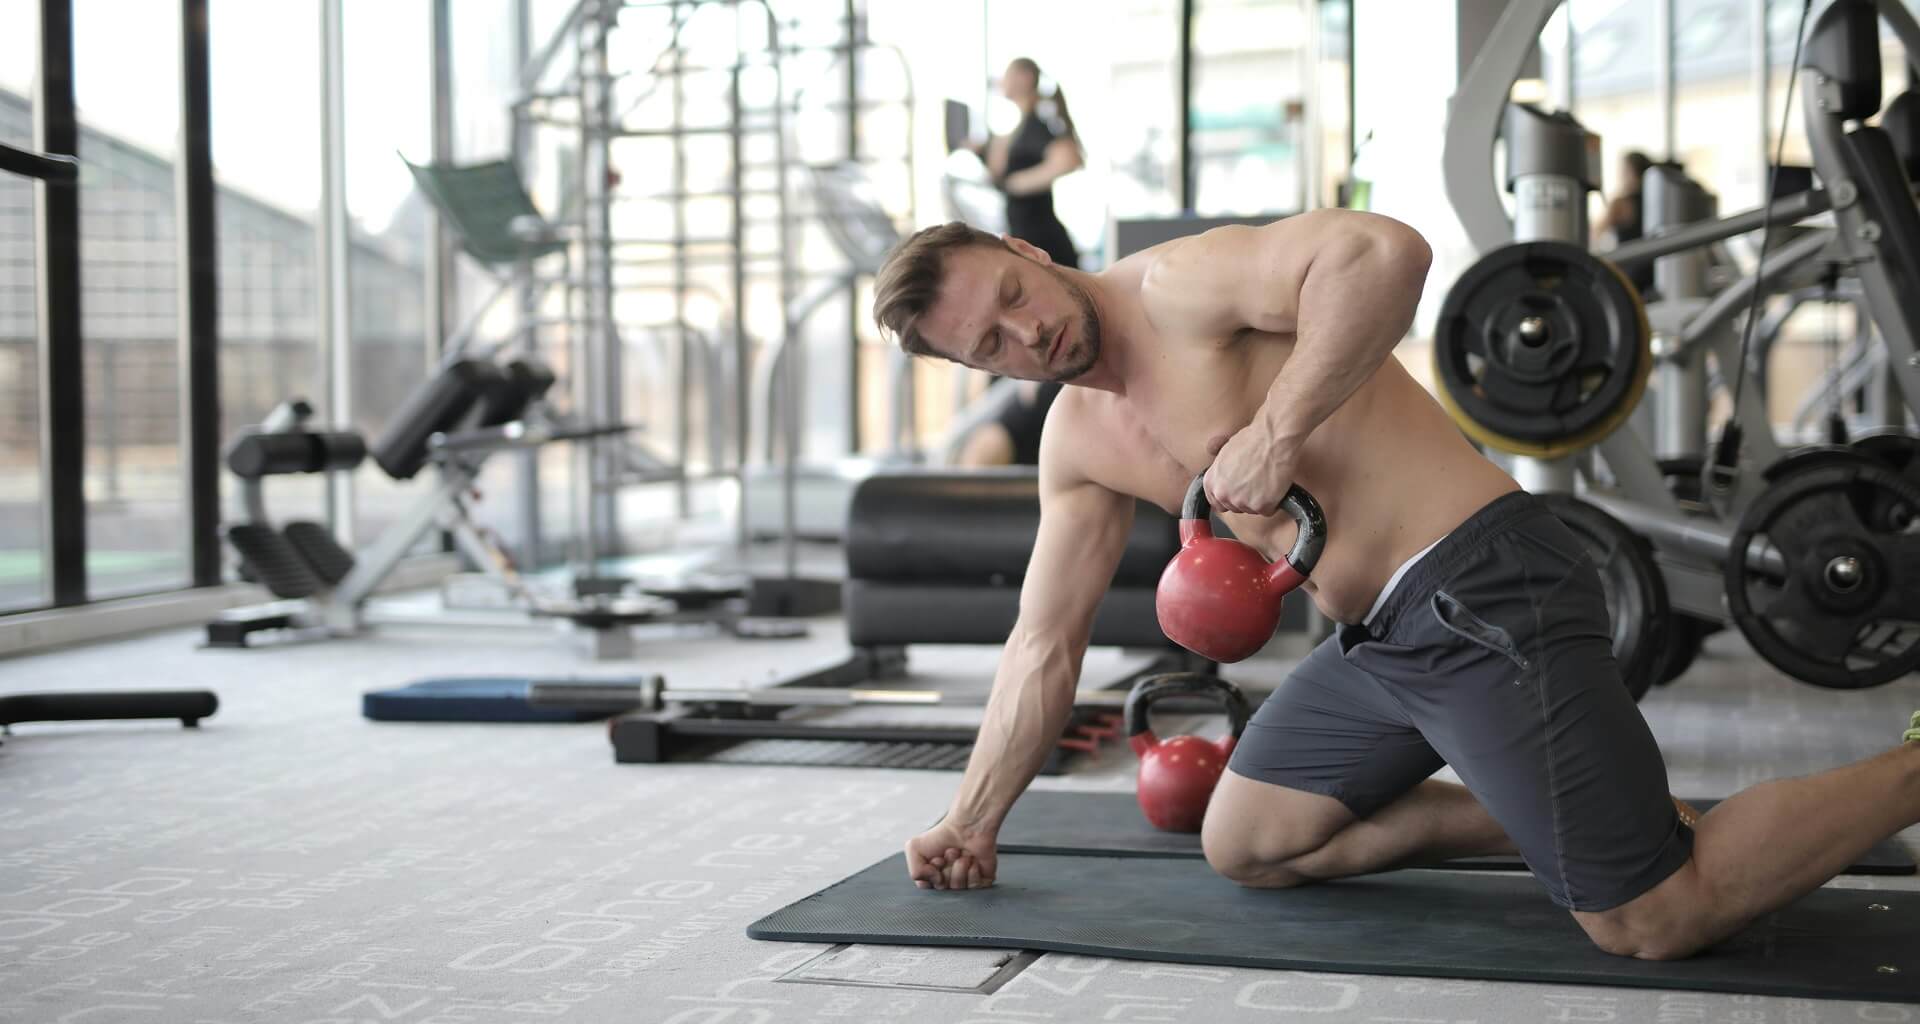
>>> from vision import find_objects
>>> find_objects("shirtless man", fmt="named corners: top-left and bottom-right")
top-left (868, 213), bottom-right (1920, 960)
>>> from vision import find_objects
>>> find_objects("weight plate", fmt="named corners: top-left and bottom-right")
top-left (1653, 613), bottom-right (1707, 686)
top-left (1433, 242), bottom-right (1651, 458)
top-left (1725, 460), bottom-right (1920, 689)
top-left (1853, 429), bottom-right (1920, 473)
top-left (1762, 443), bottom-right (1876, 482)
top-left (1538, 493), bottom-right (1670, 701)
top-left (1853, 430), bottom-right (1920, 533)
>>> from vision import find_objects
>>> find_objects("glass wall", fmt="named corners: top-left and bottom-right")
top-left (344, 0), bottom-right (433, 543)
top-left (976, 0), bottom-right (1182, 267)
top-left (1316, 0), bottom-right (1352, 211)
top-left (74, 1), bottom-right (189, 599)
top-left (212, 0), bottom-right (327, 533)
top-left (868, 0), bottom-right (989, 455)
top-left (1191, 0), bottom-right (1310, 217)
top-left (0, 0), bottom-right (42, 610)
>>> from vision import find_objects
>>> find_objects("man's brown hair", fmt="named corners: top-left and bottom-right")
top-left (872, 221), bottom-right (1011, 359)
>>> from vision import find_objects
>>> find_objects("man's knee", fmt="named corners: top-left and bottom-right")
top-left (1199, 801), bottom-right (1336, 889)
top-left (1201, 829), bottom-right (1312, 888)
top-left (1573, 863), bottom-right (1719, 961)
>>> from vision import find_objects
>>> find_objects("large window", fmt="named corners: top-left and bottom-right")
top-left (0, 0), bottom-right (41, 611)
top-left (1316, 0), bottom-right (1352, 211)
top-left (980, 0), bottom-right (1182, 264)
top-left (75, 1), bottom-right (188, 599)
top-left (212, 0), bottom-right (326, 535)
top-left (1191, 0), bottom-right (1310, 217)
top-left (344, 0), bottom-right (432, 542)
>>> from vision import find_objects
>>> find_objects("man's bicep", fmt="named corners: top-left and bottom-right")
top-left (1018, 477), bottom-right (1136, 633)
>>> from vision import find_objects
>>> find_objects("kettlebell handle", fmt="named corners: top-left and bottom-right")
top-left (1124, 672), bottom-right (1252, 747)
top-left (1181, 474), bottom-right (1326, 578)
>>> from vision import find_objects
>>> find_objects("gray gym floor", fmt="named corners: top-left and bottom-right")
top-left (3, 604), bottom-right (1918, 1023)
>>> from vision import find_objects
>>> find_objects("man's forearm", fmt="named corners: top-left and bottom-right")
top-left (1260, 240), bottom-right (1428, 446)
top-left (946, 624), bottom-right (1085, 832)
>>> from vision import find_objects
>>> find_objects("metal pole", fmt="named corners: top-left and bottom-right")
top-left (1655, 0), bottom-right (1675, 161)
top-left (1302, 0), bottom-right (1321, 211)
top-left (428, 0), bottom-right (456, 367)
top-left (36, 0), bottom-right (84, 606)
top-left (730, 30), bottom-right (750, 555)
top-left (845, 0), bottom-right (862, 452)
top-left (762, 3), bottom-right (798, 581)
top-left (180, 0), bottom-right (221, 588)
top-left (319, 0), bottom-right (355, 545)
top-left (1179, 0), bottom-right (1195, 211)
top-left (1553, 5), bottom-right (1575, 111)
top-left (1754, 0), bottom-right (1771, 207)
top-left (592, 7), bottom-right (620, 560)
top-left (674, 2), bottom-right (692, 519)
top-left (1345, 0), bottom-right (1356, 178)
top-left (511, 0), bottom-right (542, 567)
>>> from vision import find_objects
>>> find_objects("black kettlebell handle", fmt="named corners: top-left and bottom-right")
top-left (1124, 672), bottom-right (1252, 742)
top-left (1182, 473), bottom-right (1326, 577)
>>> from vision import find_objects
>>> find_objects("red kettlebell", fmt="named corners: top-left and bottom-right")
top-left (1126, 673), bottom-right (1252, 833)
top-left (1156, 472), bottom-right (1326, 663)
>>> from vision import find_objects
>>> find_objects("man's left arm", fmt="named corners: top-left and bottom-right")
top-left (1162, 210), bottom-right (1431, 513)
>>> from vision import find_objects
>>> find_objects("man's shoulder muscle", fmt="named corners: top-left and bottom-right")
top-left (1135, 227), bottom-right (1260, 340)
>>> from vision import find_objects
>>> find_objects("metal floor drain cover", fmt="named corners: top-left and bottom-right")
top-left (777, 943), bottom-right (1038, 993)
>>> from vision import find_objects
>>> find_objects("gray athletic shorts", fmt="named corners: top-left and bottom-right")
top-left (1226, 489), bottom-right (1694, 912)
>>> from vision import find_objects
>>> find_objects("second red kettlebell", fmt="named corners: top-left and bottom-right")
top-left (1156, 473), bottom-right (1326, 663)
top-left (1126, 672), bottom-right (1253, 833)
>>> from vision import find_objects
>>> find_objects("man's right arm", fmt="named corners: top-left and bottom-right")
top-left (905, 419), bottom-right (1139, 889)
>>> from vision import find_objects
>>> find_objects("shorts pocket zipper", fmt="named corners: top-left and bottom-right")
top-left (1431, 591), bottom-right (1531, 673)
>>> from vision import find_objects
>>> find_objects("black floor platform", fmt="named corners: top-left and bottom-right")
top-left (997, 790), bottom-right (1918, 875)
top-left (749, 852), bottom-right (1920, 1002)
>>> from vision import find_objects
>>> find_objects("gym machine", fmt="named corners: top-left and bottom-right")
top-left (1439, 0), bottom-right (1920, 689)
top-left (205, 357), bottom-right (779, 657)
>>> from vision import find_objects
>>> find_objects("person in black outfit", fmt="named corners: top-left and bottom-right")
top-left (976, 57), bottom-right (1084, 270)
top-left (947, 59), bottom-right (1081, 466)
top-left (1595, 150), bottom-right (1654, 295)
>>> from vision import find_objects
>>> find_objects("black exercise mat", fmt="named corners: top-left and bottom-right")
top-left (749, 852), bottom-right (1920, 1001)
top-left (997, 790), bottom-right (1917, 875)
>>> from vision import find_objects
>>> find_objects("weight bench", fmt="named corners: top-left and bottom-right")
top-left (207, 358), bottom-right (671, 655)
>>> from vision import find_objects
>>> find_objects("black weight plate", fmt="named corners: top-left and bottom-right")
top-left (1853, 429), bottom-right (1920, 473)
top-left (1537, 493), bottom-right (1670, 701)
top-left (1653, 613), bottom-right (1707, 686)
top-left (1434, 242), bottom-right (1648, 445)
top-left (1762, 443), bottom-right (1876, 482)
top-left (1725, 461), bottom-right (1920, 689)
top-left (1852, 430), bottom-right (1920, 533)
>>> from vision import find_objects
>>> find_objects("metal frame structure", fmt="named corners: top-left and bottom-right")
top-left (1440, 0), bottom-right (1920, 641)
top-left (33, 0), bottom-right (84, 608)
